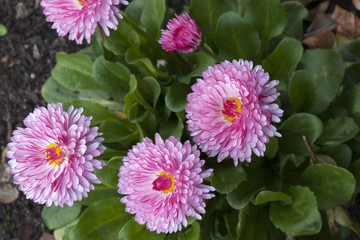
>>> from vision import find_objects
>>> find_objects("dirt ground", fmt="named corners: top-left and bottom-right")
top-left (0, 0), bottom-right (359, 239)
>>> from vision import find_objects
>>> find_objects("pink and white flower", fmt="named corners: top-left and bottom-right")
top-left (158, 13), bottom-right (202, 53)
top-left (41, 0), bottom-right (129, 44)
top-left (185, 59), bottom-right (283, 165)
top-left (118, 133), bottom-right (215, 234)
top-left (6, 103), bottom-right (106, 207)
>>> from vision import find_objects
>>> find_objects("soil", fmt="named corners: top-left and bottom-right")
top-left (0, 0), bottom-right (359, 240)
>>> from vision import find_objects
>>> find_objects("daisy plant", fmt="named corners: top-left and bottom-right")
top-left (7, 0), bottom-right (360, 239)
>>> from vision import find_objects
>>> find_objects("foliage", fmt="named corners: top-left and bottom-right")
top-left (40, 0), bottom-right (360, 239)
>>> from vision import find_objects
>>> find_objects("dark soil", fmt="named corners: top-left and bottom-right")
top-left (0, 0), bottom-right (359, 240)
top-left (0, 0), bottom-right (83, 239)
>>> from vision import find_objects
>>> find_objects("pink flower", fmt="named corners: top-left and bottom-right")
top-left (6, 103), bottom-right (106, 207)
top-left (118, 133), bottom-right (215, 234)
top-left (185, 59), bottom-right (283, 165)
top-left (158, 13), bottom-right (202, 53)
top-left (40, 0), bottom-right (129, 44)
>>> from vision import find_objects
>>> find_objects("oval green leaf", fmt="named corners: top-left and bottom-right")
top-left (51, 52), bottom-right (98, 90)
top-left (316, 117), bottom-right (359, 146)
top-left (69, 197), bottom-right (131, 240)
top-left (118, 217), bottom-right (165, 240)
top-left (269, 186), bottom-right (322, 236)
top-left (263, 37), bottom-right (303, 89)
top-left (253, 190), bottom-right (292, 205)
top-left (300, 49), bottom-right (345, 114)
top-left (211, 161), bottom-right (247, 194)
top-left (215, 12), bottom-right (260, 61)
top-left (41, 203), bottom-right (81, 230)
top-left (288, 69), bottom-right (317, 112)
top-left (301, 163), bottom-right (356, 209)
top-left (279, 113), bottom-right (323, 157)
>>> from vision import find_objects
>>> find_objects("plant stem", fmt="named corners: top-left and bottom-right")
top-left (199, 45), bottom-right (223, 63)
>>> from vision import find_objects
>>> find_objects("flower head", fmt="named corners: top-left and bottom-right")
top-left (118, 133), bottom-right (215, 234)
top-left (159, 13), bottom-right (202, 54)
top-left (6, 103), bottom-right (106, 207)
top-left (185, 59), bottom-right (283, 165)
top-left (40, 0), bottom-right (129, 44)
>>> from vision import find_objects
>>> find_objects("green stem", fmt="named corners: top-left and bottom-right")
top-left (122, 14), bottom-right (190, 74)
top-left (199, 45), bottom-right (223, 63)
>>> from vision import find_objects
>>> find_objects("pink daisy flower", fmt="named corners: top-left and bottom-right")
top-left (158, 12), bottom-right (202, 54)
top-left (118, 133), bottom-right (215, 234)
top-left (40, 0), bottom-right (129, 44)
top-left (185, 59), bottom-right (283, 165)
top-left (6, 103), bottom-right (106, 207)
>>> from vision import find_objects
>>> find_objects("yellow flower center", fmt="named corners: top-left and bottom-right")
top-left (222, 97), bottom-right (242, 122)
top-left (152, 172), bottom-right (175, 193)
top-left (78, 0), bottom-right (88, 6)
top-left (45, 143), bottom-right (64, 165)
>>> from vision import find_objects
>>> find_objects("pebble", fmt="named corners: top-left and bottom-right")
top-left (15, 2), bottom-right (30, 20)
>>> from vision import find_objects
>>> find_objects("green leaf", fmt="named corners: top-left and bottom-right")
top-left (348, 159), bottom-right (360, 191)
top-left (263, 37), bottom-right (303, 89)
top-left (269, 186), bottom-right (322, 236)
top-left (253, 190), bottom-right (292, 205)
top-left (288, 69), bottom-right (317, 112)
top-left (125, 44), bottom-right (162, 77)
top-left (265, 137), bottom-right (279, 159)
top-left (94, 157), bottom-right (123, 189)
top-left (51, 52), bottom-right (98, 90)
top-left (343, 82), bottom-right (360, 126)
top-left (42, 77), bottom-right (105, 102)
top-left (239, 213), bottom-right (267, 240)
top-left (177, 222), bottom-right (201, 240)
top-left (280, 153), bottom-right (306, 178)
top-left (214, 12), bottom-right (260, 60)
top-left (93, 56), bottom-right (131, 101)
top-left (280, 2), bottom-right (308, 40)
top-left (104, 20), bottom-right (139, 56)
top-left (140, 0), bottom-right (165, 39)
top-left (279, 113), bottom-right (323, 157)
top-left (0, 24), bottom-right (7, 36)
top-left (316, 117), bottom-right (359, 146)
top-left (99, 118), bottom-right (139, 143)
top-left (69, 197), bottom-right (131, 240)
top-left (137, 76), bottom-right (161, 107)
top-left (125, 0), bottom-right (145, 20)
top-left (211, 161), bottom-right (247, 194)
top-left (63, 100), bottom-right (119, 126)
top-left (270, 1), bottom-right (308, 49)
top-left (53, 219), bottom-right (79, 240)
top-left (165, 82), bottom-right (192, 112)
top-left (179, 52), bottom-right (216, 84)
top-left (189, 0), bottom-right (231, 44)
top-left (125, 75), bottom-right (155, 115)
top-left (317, 144), bottom-right (352, 168)
top-left (343, 63), bottom-right (360, 89)
top-left (301, 164), bottom-right (356, 209)
top-left (159, 112), bottom-right (184, 140)
top-left (223, 210), bottom-right (240, 240)
top-left (80, 185), bottom-right (119, 206)
top-left (300, 49), bottom-right (345, 114)
top-left (118, 217), bottom-right (165, 240)
top-left (227, 167), bottom-right (274, 210)
top-left (41, 203), bottom-right (81, 230)
top-left (244, 0), bottom-right (287, 59)
top-left (42, 77), bottom-right (122, 125)
top-left (333, 38), bottom-right (360, 62)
